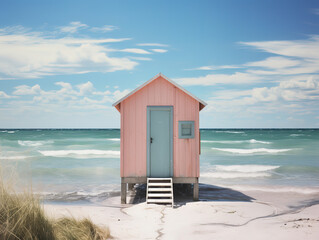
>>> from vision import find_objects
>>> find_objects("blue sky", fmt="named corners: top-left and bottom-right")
top-left (0, 0), bottom-right (319, 128)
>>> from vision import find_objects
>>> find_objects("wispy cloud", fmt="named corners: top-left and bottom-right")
top-left (187, 65), bottom-right (241, 71)
top-left (119, 48), bottom-right (151, 54)
top-left (151, 49), bottom-right (167, 53)
top-left (179, 35), bottom-right (319, 85)
top-left (0, 24), bottom-right (140, 79)
top-left (240, 36), bottom-right (319, 60)
top-left (245, 57), bottom-right (300, 69)
top-left (178, 35), bottom-right (319, 122)
top-left (90, 25), bottom-right (118, 32)
top-left (0, 91), bottom-right (15, 99)
top-left (129, 56), bottom-right (152, 61)
top-left (174, 72), bottom-right (260, 86)
top-left (137, 43), bottom-right (168, 47)
top-left (59, 21), bottom-right (88, 33)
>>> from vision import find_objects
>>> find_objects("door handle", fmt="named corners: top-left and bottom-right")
top-left (150, 137), bottom-right (153, 143)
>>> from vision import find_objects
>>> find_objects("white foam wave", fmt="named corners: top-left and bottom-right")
top-left (38, 150), bottom-right (120, 158)
top-left (18, 140), bottom-right (53, 147)
top-left (290, 134), bottom-right (304, 137)
top-left (7, 131), bottom-right (15, 134)
top-left (107, 138), bottom-right (120, 142)
top-left (215, 131), bottom-right (244, 134)
top-left (0, 155), bottom-right (30, 160)
top-left (201, 172), bottom-right (271, 179)
top-left (212, 147), bottom-right (292, 154)
top-left (214, 165), bottom-right (280, 173)
top-left (225, 185), bottom-right (319, 195)
top-left (201, 139), bottom-right (271, 144)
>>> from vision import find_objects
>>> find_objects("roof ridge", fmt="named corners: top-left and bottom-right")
top-left (112, 73), bottom-right (207, 108)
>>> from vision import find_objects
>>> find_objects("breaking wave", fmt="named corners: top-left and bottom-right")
top-left (18, 140), bottom-right (53, 147)
top-left (214, 165), bottom-right (280, 173)
top-left (215, 131), bottom-right (244, 134)
top-left (290, 134), bottom-right (304, 137)
top-left (0, 155), bottom-right (30, 160)
top-left (201, 164), bottom-right (279, 179)
top-left (201, 139), bottom-right (271, 144)
top-left (107, 138), bottom-right (120, 141)
top-left (38, 150), bottom-right (120, 158)
top-left (212, 147), bottom-right (292, 154)
top-left (201, 172), bottom-right (271, 179)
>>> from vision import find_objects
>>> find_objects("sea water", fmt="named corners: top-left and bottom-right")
top-left (0, 129), bottom-right (318, 203)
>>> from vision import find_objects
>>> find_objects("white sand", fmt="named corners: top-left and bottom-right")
top-left (44, 187), bottom-right (319, 240)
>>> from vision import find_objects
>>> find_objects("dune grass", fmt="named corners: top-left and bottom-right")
top-left (0, 181), bottom-right (110, 240)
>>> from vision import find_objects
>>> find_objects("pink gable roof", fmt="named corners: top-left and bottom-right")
top-left (113, 73), bottom-right (207, 112)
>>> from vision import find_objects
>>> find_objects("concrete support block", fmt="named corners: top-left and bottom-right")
top-left (193, 178), bottom-right (199, 201)
top-left (121, 180), bottom-right (127, 204)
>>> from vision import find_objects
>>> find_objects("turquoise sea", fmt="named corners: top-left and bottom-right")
top-left (0, 129), bottom-right (318, 203)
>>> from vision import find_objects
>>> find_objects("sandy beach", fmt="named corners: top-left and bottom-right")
top-left (44, 184), bottom-right (319, 240)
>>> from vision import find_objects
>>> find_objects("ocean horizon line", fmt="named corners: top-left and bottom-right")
top-left (1, 128), bottom-right (319, 130)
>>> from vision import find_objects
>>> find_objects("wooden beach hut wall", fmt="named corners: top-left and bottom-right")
top-left (113, 73), bottom-right (207, 204)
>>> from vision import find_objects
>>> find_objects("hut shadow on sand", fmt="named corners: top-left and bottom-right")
top-left (128, 183), bottom-right (255, 207)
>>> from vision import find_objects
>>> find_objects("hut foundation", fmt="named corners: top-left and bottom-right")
top-left (120, 177), bottom-right (199, 204)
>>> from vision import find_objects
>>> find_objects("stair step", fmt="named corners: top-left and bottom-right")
top-left (148, 188), bottom-right (172, 192)
top-left (146, 177), bottom-right (174, 207)
top-left (147, 178), bottom-right (172, 181)
top-left (148, 182), bottom-right (171, 186)
top-left (147, 198), bottom-right (173, 203)
top-left (148, 193), bottom-right (172, 197)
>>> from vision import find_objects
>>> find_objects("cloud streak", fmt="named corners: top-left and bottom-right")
top-left (137, 43), bottom-right (169, 47)
top-left (59, 21), bottom-right (88, 33)
top-left (0, 26), bottom-right (138, 79)
top-left (174, 72), bottom-right (261, 86)
top-left (179, 35), bottom-right (319, 123)
top-left (0, 22), bottom-right (166, 80)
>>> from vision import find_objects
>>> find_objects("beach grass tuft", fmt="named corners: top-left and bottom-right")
top-left (0, 180), bottom-right (110, 240)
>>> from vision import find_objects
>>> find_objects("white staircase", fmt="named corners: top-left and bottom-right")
top-left (146, 178), bottom-right (174, 207)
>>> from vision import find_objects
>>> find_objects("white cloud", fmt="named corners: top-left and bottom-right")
top-left (9, 81), bottom-right (130, 110)
top-left (120, 48), bottom-right (151, 54)
top-left (240, 36), bottom-right (319, 60)
top-left (59, 21), bottom-right (88, 33)
top-left (174, 72), bottom-right (261, 86)
top-left (0, 81), bottom-right (127, 127)
top-left (13, 84), bottom-right (41, 95)
top-left (188, 65), bottom-right (241, 71)
top-left (151, 49), bottom-right (167, 53)
top-left (0, 91), bottom-right (15, 99)
top-left (129, 56), bottom-right (152, 61)
top-left (90, 25), bottom-right (118, 32)
top-left (245, 57), bottom-right (300, 69)
top-left (187, 35), bottom-right (319, 121)
top-left (113, 89), bottom-right (130, 101)
top-left (206, 75), bottom-right (319, 116)
top-left (137, 43), bottom-right (168, 47)
top-left (0, 25), bottom-right (138, 79)
top-left (77, 81), bottom-right (94, 95)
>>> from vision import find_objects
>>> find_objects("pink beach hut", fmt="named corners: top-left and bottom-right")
top-left (113, 73), bottom-right (207, 204)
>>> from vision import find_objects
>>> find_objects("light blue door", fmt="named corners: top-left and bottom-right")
top-left (147, 106), bottom-right (173, 177)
